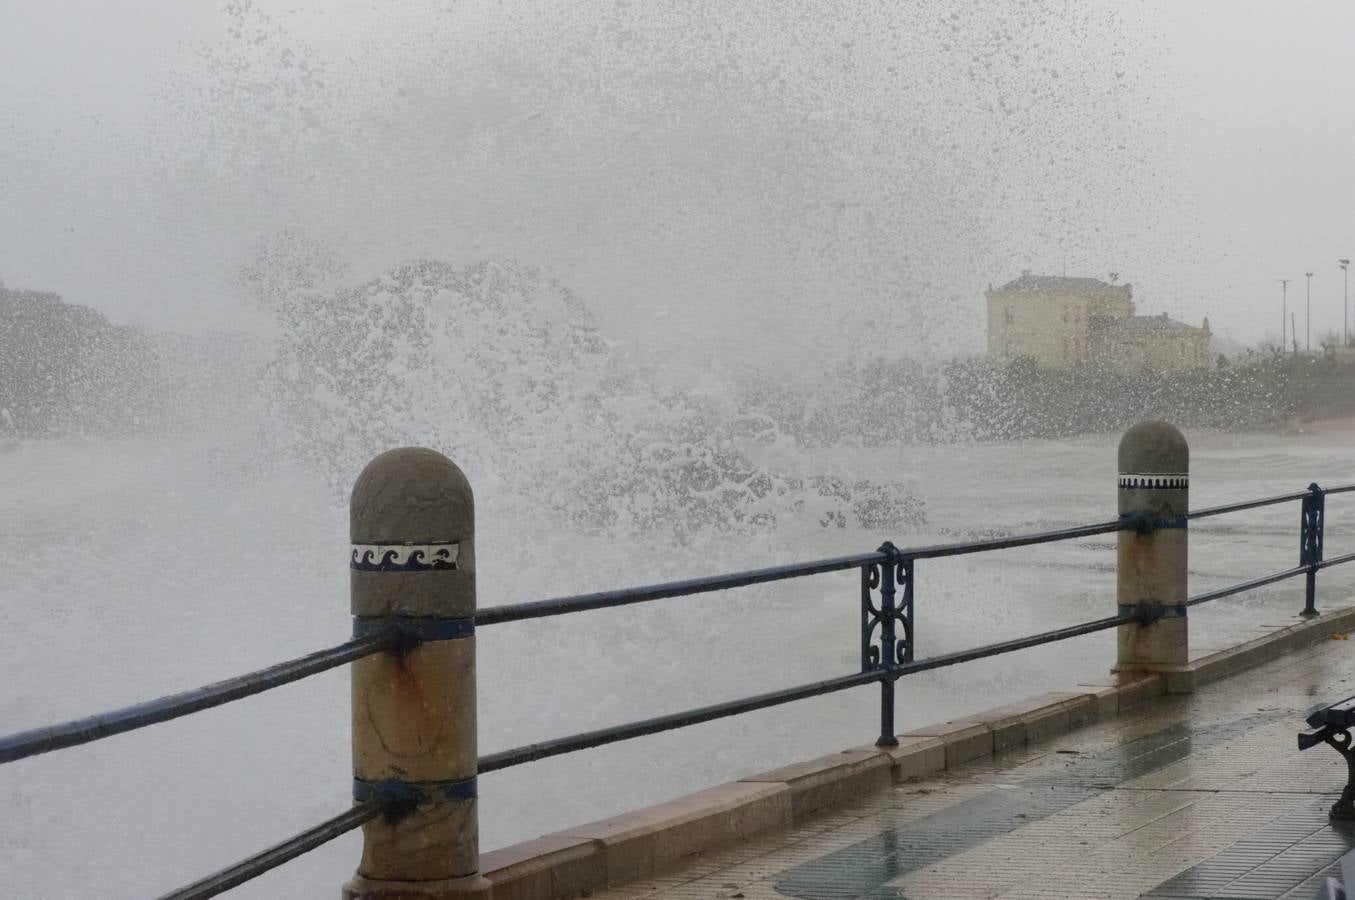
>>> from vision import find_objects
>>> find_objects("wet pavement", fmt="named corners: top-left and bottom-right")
top-left (589, 635), bottom-right (1355, 899)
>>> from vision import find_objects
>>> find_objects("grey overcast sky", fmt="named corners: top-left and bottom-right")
top-left (2, 1), bottom-right (1354, 363)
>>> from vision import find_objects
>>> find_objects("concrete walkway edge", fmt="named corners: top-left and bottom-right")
top-left (480, 605), bottom-right (1355, 900)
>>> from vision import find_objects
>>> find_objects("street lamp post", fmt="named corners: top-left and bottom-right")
top-left (1280, 278), bottom-right (1290, 353)
top-left (1341, 260), bottom-right (1350, 349)
top-left (1306, 272), bottom-right (1314, 352)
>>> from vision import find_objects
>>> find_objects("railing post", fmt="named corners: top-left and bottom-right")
top-left (862, 544), bottom-right (911, 749)
top-left (344, 448), bottom-right (489, 900)
top-left (1301, 482), bottom-right (1325, 618)
top-left (877, 544), bottom-right (899, 748)
top-left (1114, 421), bottom-right (1189, 673)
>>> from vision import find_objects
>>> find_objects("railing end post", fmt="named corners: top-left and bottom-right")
top-left (345, 448), bottom-right (489, 899)
top-left (1114, 421), bottom-right (1189, 675)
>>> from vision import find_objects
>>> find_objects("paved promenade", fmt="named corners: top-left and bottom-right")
top-left (590, 636), bottom-right (1355, 899)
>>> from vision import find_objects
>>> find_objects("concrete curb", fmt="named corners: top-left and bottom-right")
top-left (548, 780), bottom-right (791, 887)
top-left (1158, 604), bottom-right (1355, 693)
top-left (480, 606), bottom-right (1354, 899)
top-left (478, 836), bottom-right (602, 900)
top-left (741, 748), bottom-right (893, 820)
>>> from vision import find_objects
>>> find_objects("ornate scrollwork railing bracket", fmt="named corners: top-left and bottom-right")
top-left (861, 545), bottom-right (914, 674)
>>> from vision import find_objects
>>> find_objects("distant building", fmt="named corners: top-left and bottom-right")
top-left (985, 272), bottom-right (1211, 373)
top-left (1090, 312), bottom-right (1212, 374)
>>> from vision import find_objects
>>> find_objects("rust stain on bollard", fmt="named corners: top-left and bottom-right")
top-left (364, 664), bottom-right (440, 758)
top-left (380, 657), bottom-right (434, 726)
top-left (354, 648), bottom-right (474, 773)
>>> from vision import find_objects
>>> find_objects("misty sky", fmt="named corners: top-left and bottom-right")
top-left (3, 1), bottom-right (1355, 363)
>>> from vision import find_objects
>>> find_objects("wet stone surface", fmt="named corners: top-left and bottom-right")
top-left (588, 636), bottom-right (1355, 899)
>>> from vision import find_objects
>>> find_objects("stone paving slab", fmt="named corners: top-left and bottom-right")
top-left (587, 635), bottom-right (1355, 899)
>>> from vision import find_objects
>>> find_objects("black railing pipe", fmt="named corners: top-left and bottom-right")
top-left (158, 800), bottom-right (385, 900)
top-left (479, 608), bottom-right (1138, 775)
top-left (1318, 551), bottom-right (1355, 571)
top-left (478, 669), bottom-right (882, 774)
top-left (888, 611), bottom-right (1139, 678)
top-left (476, 550), bottom-right (885, 625)
top-left (895, 518), bottom-right (1131, 561)
top-left (1187, 490), bottom-right (1315, 521)
top-left (1185, 566), bottom-right (1309, 607)
top-left (0, 628), bottom-right (400, 765)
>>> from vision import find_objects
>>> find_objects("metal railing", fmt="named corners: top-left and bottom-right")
top-left (3, 472), bottom-right (1354, 898)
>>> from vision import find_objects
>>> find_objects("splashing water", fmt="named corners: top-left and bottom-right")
top-left (1, 3), bottom-right (1341, 898)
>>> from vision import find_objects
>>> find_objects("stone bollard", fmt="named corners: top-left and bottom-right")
top-left (1114, 421), bottom-right (1189, 672)
top-left (343, 448), bottom-right (490, 900)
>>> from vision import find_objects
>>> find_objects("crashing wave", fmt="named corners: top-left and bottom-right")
top-left (264, 257), bottom-right (925, 537)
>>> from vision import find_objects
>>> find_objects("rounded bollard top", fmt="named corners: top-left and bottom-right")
top-left (350, 447), bottom-right (473, 543)
top-left (1118, 420), bottom-right (1188, 475)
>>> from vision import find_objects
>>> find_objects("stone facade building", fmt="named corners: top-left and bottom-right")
top-left (985, 272), bottom-right (1211, 373)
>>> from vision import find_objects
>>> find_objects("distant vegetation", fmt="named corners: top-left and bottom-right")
top-left (0, 284), bottom-right (147, 436)
top-left (756, 351), bottom-right (1355, 460)
top-left (938, 354), bottom-right (1301, 441)
top-left (750, 350), bottom-right (1346, 448)
top-left (0, 282), bottom-right (266, 439)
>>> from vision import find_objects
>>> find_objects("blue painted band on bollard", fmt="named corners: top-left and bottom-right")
top-left (352, 615), bottom-right (474, 643)
top-left (1118, 604), bottom-right (1188, 623)
top-left (1119, 513), bottom-right (1188, 533)
top-left (353, 776), bottom-right (478, 813)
